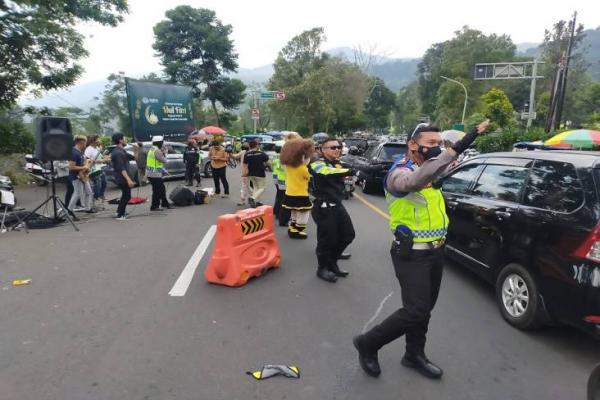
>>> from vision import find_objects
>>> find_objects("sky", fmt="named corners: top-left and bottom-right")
top-left (71, 0), bottom-right (600, 84)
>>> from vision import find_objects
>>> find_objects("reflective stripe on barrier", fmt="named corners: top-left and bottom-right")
top-left (241, 216), bottom-right (265, 235)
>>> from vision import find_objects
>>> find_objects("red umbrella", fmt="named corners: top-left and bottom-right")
top-left (200, 126), bottom-right (226, 135)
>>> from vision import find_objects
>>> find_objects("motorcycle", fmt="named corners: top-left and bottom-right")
top-left (0, 175), bottom-right (16, 210)
top-left (343, 174), bottom-right (356, 200)
top-left (24, 155), bottom-right (69, 186)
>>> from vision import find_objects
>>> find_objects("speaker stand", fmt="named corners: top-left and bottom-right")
top-left (17, 162), bottom-right (79, 232)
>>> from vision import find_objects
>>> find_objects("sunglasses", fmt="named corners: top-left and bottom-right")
top-left (325, 145), bottom-right (343, 150)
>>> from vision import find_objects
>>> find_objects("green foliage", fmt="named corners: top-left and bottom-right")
top-left (475, 126), bottom-right (554, 153)
top-left (269, 28), bottom-right (371, 134)
top-left (89, 72), bottom-right (131, 135)
top-left (394, 82), bottom-right (421, 133)
top-left (153, 6), bottom-right (244, 126)
top-left (0, 0), bottom-right (128, 110)
top-left (0, 110), bottom-right (34, 154)
top-left (417, 26), bottom-right (517, 126)
top-left (100, 136), bottom-right (112, 148)
top-left (364, 78), bottom-right (395, 131)
top-left (481, 87), bottom-right (515, 129)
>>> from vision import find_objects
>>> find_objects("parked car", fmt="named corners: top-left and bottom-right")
top-left (104, 141), bottom-right (210, 185)
top-left (437, 150), bottom-right (600, 338)
top-left (346, 142), bottom-right (407, 194)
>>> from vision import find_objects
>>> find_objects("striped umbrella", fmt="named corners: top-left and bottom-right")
top-left (545, 129), bottom-right (600, 149)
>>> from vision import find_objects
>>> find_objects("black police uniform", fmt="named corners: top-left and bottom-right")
top-left (309, 157), bottom-right (355, 282)
top-left (183, 146), bottom-right (201, 186)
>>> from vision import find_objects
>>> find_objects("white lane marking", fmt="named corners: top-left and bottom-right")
top-left (361, 291), bottom-right (394, 333)
top-left (169, 225), bottom-right (217, 297)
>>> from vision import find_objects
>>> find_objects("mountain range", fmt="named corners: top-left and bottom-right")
top-left (20, 29), bottom-right (600, 110)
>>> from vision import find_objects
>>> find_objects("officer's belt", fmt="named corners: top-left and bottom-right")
top-left (412, 238), bottom-right (445, 250)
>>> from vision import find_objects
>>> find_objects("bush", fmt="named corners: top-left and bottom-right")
top-left (475, 126), bottom-right (555, 153)
top-left (0, 118), bottom-right (34, 155)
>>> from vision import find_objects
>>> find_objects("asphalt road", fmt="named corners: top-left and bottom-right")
top-left (1, 172), bottom-right (599, 400)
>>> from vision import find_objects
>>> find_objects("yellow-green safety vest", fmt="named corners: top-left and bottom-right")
top-left (146, 147), bottom-right (164, 172)
top-left (272, 156), bottom-right (286, 188)
top-left (385, 158), bottom-right (449, 243)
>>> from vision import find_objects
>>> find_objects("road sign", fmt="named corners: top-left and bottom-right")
top-left (251, 108), bottom-right (260, 120)
top-left (521, 112), bottom-right (537, 120)
top-left (260, 91), bottom-right (276, 100)
top-left (275, 91), bottom-right (286, 101)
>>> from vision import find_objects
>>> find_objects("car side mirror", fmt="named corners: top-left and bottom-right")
top-left (349, 146), bottom-right (359, 155)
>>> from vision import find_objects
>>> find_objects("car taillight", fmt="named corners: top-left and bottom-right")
top-left (584, 315), bottom-right (600, 324)
top-left (573, 223), bottom-right (600, 262)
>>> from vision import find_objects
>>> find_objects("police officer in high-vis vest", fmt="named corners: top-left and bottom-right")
top-left (146, 135), bottom-right (172, 211)
top-left (271, 147), bottom-right (291, 227)
top-left (353, 120), bottom-right (489, 380)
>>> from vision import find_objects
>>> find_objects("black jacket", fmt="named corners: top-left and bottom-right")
top-left (309, 157), bottom-right (352, 203)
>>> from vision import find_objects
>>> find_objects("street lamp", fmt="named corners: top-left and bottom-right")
top-left (440, 76), bottom-right (468, 124)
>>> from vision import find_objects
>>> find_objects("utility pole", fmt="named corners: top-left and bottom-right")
top-left (556, 11), bottom-right (577, 129)
top-left (527, 60), bottom-right (539, 129)
top-left (253, 92), bottom-right (258, 134)
top-left (440, 76), bottom-right (468, 124)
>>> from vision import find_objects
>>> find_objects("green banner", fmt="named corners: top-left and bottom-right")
top-left (125, 78), bottom-right (194, 142)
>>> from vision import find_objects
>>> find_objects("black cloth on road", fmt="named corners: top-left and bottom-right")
top-left (212, 166), bottom-right (229, 195)
top-left (148, 177), bottom-right (169, 209)
top-left (362, 245), bottom-right (444, 356)
top-left (311, 200), bottom-right (355, 269)
top-left (117, 183), bottom-right (131, 217)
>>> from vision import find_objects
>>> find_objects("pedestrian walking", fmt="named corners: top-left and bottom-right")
top-left (280, 138), bottom-right (315, 239)
top-left (111, 133), bottom-right (136, 220)
top-left (309, 137), bottom-right (355, 283)
top-left (146, 136), bottom-right (172, 211)
top-left (353, 120), bottom-right (490, 380)
top-left (233, 142), bottom-right (250, 206)
top-left (244, 140), bottom-right (269, 208)
top-left (208, 141), bottom-right (230, 198)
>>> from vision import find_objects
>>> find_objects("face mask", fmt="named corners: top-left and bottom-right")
top-left (417, 145), bottom-right (442, 160)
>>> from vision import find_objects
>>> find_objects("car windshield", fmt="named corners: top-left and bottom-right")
top-left (379, 145), bottom-right (406, 161)
top-left (261, 143), bottom-right (276, 151)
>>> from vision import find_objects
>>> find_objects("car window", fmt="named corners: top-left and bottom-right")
top-left (379, 145), bottom-right (406, 161)
top-left (472, 165), bottom-right (529, 203)
top-left (524, 160), bottom-right (583, 212)
top-left (442, 164), bottom-right (483, 194)
top-left (168, 145), bottom-right (185, 155)
top-left (365, 146), bottom-right (379, 159)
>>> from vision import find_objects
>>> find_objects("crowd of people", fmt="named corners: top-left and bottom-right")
top-left (61, 123), bottom-right (491, 382)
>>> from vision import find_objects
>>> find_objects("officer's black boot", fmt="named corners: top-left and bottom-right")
top-left (316, 267), bottom-right (337, 283)
top-left (401, 353), bottom-right (443, 379)
top-left (338, 252), bottom-right (351, 260)
top-left (329, 262), bottom-right (349, 277)
top-left (353, 335), bottom-right (381, 377)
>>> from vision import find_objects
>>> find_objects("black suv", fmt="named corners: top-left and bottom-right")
top-left (347, 142), bottom-right (407, 194)
top-left (438, 151), bottom-right (600, 337)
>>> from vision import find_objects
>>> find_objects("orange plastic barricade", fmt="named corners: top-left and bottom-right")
top-left (204, 205), bottom-right (282, 287)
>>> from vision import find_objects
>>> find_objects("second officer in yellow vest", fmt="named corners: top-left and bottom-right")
top-left (146, 135), bottom-right (172, 211)
top-left (353, 120), bottom-right (489, 380)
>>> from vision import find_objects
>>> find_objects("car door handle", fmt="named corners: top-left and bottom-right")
top-left (446, 200), bottom-right (459, 208)
top-left (495, 210), bottom-right (511, 218)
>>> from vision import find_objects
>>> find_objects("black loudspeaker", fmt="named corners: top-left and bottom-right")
top-left (34, 117), bottom-right (73, 161)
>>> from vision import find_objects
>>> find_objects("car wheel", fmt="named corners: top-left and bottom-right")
top-left (204, 162), bottom-right (212, 178)
top-left (495, 263), bottom-right (545, 330)
top-left (361, 178), bottom-right (376, 194)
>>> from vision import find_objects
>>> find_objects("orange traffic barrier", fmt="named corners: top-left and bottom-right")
top-left (204, 205), bottom-right (282, 287)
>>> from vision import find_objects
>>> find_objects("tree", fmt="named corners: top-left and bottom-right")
top-left (481, 87), bottom-right (515, 129)
top-left (0, 0), bottom-right (128, 110)
top-left (395, 82), bottom-right (422, 134)
top-left (153, 6), bottom-right (245, 126)
top-left (417, 27), bottom-right (517, 126)
top-left (0, 109), bottom-right (34, 154)
top-left (364, 78), bottom-right (395, 131)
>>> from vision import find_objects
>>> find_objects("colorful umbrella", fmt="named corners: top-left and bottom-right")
top-left (545, 129), bottom-right (600, 149)
top-left (441, 129), bottom-right (465, 145)
top-left (199, 125), bottom-right (226, 135)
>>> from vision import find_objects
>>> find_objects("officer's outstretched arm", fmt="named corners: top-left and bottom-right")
top-left (387, 151), bottom-right (457, 192)
top-left (309, 160), bottom-right (350, 178)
